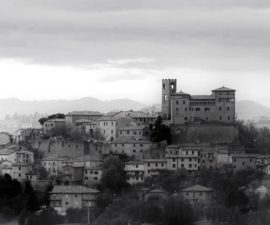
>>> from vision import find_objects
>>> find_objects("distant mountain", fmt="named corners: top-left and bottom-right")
top-left (236, 100), bottom-right (270, 121)
top-left (0, 97), bottom-right (148, 119)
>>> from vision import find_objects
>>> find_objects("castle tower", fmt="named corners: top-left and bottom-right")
top-left (162, 79), bottom-right (177, 119)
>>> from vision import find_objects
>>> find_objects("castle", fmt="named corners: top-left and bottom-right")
top-left (162, 79), bottom-right (236, 125)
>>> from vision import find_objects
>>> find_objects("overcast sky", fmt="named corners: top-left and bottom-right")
top-left (0, 0), bottom-right (270, 106)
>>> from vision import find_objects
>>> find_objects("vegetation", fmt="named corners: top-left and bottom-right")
top-left (150, 115), bottom-right (172, 144)
top-left (237, 120), bottom-right (270, 154)
top-left (100, 155), bottom-right (129, 193)
top-left (38, 113), bottom-right (65, 125)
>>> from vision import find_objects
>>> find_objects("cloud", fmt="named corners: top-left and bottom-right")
top-left (0, 0), bottom-right (270, 74)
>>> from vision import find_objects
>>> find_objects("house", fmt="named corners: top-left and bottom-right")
top-left (112, 111), bottom-right (156, 125)
top-left (144, 188), bottom-right (169, 202)
top-left (15, 128), bottom-right (43, 143)
top-left (256, 155), bottom-right (270, 175)
top-left (181, 185), bottom-right (213, 204)
top-left (84, 167), bottom-right (103, 185)
top-left (165, 145), bottom-right (200, 171)
top-left (231, 154), bottom-right (259, 171)
top-left (12, 164), bottom-right (32, 182)
top-left (50, 185), bottom-right (100, 215)
top-left (97, 116), bottom-right (131, 141)
top-left (117, 125), bottom-right (146, 141)
top-left (0, 148), bottom-right (17, 163)
top-left (110, 138), bottom-right (153, 159)
top-left (73, 119), bottom-right (97, 135)
top-left (65, 111), bottom-right (103, 123)
top-left (44, 118), bottom-right (65, 133)
top-left (144, 158), bottom-right (167, 178)
top-left (41, 155), bottom-right (72, 176)
top-left (62, 164), bottom-right (85, 184)
top-left (124, 161), bottom-right (145, 185)
top-left (15, 149), bottom-right (34, 164)
top-left (200, 149), bottom-right (216, 169)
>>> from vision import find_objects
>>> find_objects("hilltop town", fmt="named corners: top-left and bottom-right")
top-left (1, 79), bottom-right (270, 225)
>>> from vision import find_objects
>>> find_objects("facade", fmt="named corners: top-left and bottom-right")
top-left (112, 111), bottom-right (156, 125)
top-left (256, 155), bottom-right (270, 175)
top-left (41, 156), bottom-right (71, 176)
top-left (161, 79), bottom-right (236, 125)
top-left (165, 145), bottom-right (200, 171)
top-left (117, 125), bottom-right (147, 141)
top-left (65, 111), bottom-right (103, 123)
top-left (110, 139), bottom-right (153, 159)
top-left (124, 161), bottom-right (145, 185)
top-left (232, 154), bottom-right (259, 171)
top-left (62, 164), bottom-right (85, 184)
top-left (144, 159), bottom-right (167, 177)
top-left (44, 118), bottom-right (65, 133)
top-left (73, 119), bottom-right (97, 135)
top-left (181, 185), bottom-right (213, 204)
top-left (50, 185), bottom-right (99, 215)
top-left (84, 167), bottom-right (103, 185)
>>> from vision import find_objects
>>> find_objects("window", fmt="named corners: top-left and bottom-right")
top-left (172, 164), bottom-right (176, 168)
top-left (183, 100), bottom-right (186, 104)
top-left (242, 162), bottom-right (245, 166)
top-left (133, 149), bottom-right (136, 153)
top-left (228, 116), bottom-right (230, 120)
top-left (227, 107), bottom-right (230, 111)
top-left (219, 116), bottom-right (222, 121)
top-left (219, 107), bottom-right (222, 111)
top-left (176, 100), bottom-right (178, 105)
top-left (164, 94), bottom-right (167, 101)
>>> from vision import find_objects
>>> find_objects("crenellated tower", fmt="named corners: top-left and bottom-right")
top-left (162, 79), bottom-right (177, 119)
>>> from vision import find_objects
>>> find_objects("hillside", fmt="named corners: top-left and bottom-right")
top-left (0, 97), bottom-right (148, 119)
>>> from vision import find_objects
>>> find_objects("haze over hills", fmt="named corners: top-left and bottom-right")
top-left (0, 97), bottom-right (148, 119)
top-left (0, 98), bottom-right (270, 121)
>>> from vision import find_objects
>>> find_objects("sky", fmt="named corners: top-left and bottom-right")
top-left (0, 0), bottom-right (270, 106)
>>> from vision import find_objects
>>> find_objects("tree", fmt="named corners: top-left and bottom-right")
top-left (163, 198), bottom-right (196, 225)
top-left (101, 156), bottom-right (129, 193)
top-left (38, 117), bottom-right (49, 125)
top-left (151, 116), bottom-right (172, 144)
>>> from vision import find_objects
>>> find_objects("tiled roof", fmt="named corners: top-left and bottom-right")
top-left (181, 185), bottom-right (213, 192)
top-left (50, 185), bottom-right (100, 194)
top-left (232, 154), bottom-right (260, 158)
top-left (212, 86), bottom-right (236, 92)
top-left (74, 119), bottom-right (96, 124)
top-left (190, 95), bottom-right (215, 100)
top-left (98, 116), bottom-right (118, 121)
top-left (0, 148), bottom-right (17, 155)
top-left (174, 91), bottom-right (190, 95)
top-left (45, 118), bottom-right (65, 122)
top-left (67, 111), bottom-right (103, 116)
top-left (112, 137), bottom-right (151, 144)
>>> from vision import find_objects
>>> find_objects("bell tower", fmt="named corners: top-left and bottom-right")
top-left (162, 79), bottom-right (177, 119)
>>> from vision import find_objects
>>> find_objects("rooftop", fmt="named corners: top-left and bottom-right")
top-left (67, 111), bottom-right (103, 116)
top-left (212, 86), bottom-right (236, 92)
top-left (0, 148), bottom-right (17, 155)
top-left (190, 95), bottom-right (215, 100)
top-left (50, 185), bottom-right (100, 194)
top-left (181, 185), bottom-right (213, 192)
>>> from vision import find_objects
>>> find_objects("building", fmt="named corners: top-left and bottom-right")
top-left (73, 119), bottom-right (97, 135)
top-left (0, 148), bottom-right (17, 163)
top-left (256, 155), bottom-right (270, 175)
top-left (110, 139), bottom-right (153, 159)
top-left (41, 155), bottom-right (71, 176)
top-left (144, 158), bottom-right (167, 178)
top-left (161, 79), bottom-right (236, 124)
top-left (62, 164), bottom-right (85, 184)
top-left (165, 145), bottom-right (200, 171)
top-left (50, 185), bottom-right (100, 215)
top-left (112, 111), bottom-right (156, 125)
top-left (65, 111), bottom-right (103, 123)
top-left (84, 167), bottom-right (103, 185)
top-left (232, 154), bottom-right (259, 171)
top-left (124, 161), bottom-right (145, 185)
top-left (44, 118), bottom-right (65, 133)
top-left (181, 185), bottom-right (213, 204)
top-left (117, 124), bottom-right (148, 141)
